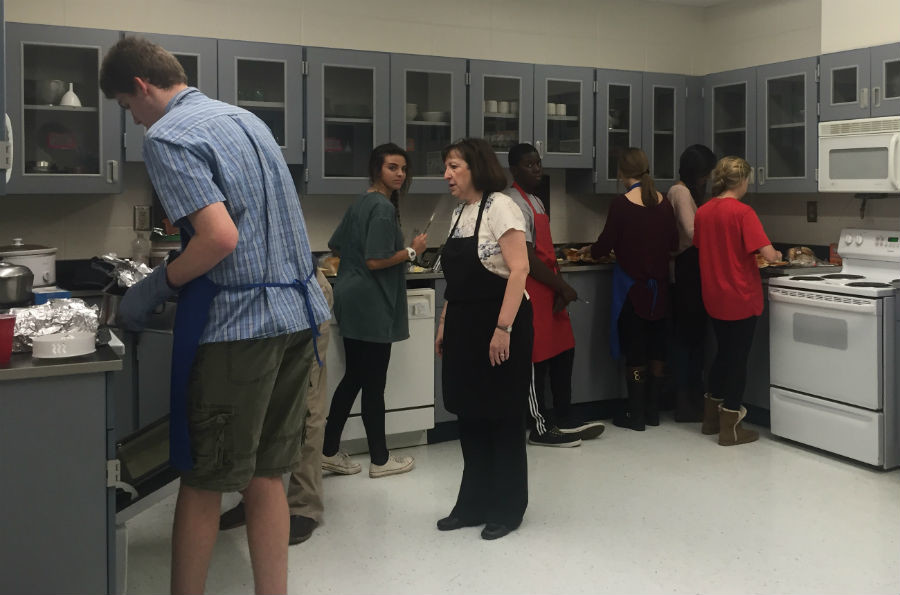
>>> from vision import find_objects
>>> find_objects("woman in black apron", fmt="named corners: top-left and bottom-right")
top-left (434, 138), bottom-right (533, 541)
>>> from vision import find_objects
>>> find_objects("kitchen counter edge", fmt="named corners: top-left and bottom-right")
top-left (0, 345), bottom-right (122, 382)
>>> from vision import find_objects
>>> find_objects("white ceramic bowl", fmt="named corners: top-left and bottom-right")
top-left (422, 111), bottom-right (444, 122)
top-left (32, 331), bottom-right (96, 359)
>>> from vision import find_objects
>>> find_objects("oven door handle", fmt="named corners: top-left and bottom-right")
top-left (768, 286), bottom-right (879, 314)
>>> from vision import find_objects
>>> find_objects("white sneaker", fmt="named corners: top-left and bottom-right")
top-left (369, 454), bottom-right (415, 478)
top-left (321, 451), bottom-right (361, 475)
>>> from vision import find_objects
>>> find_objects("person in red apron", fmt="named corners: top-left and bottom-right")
top-left (101, 38), bottom-right (330, 594)
top-left (435, 138), bottom-right (532, 541)
top-left (505, 144), bottom-right (605, 447)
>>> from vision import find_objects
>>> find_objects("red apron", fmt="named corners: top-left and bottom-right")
top-left (513, 183), bottom-right (575, 363)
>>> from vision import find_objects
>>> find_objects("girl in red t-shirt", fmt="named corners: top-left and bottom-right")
top-left (693, 157), bottom-right (782, 446)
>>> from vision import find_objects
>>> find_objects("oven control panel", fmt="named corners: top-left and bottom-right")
top-left (839, 228), bottom-right (900, 259)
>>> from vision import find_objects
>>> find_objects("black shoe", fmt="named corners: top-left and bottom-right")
top-left (481, 523), bottom-right (512, 540)
top-left (437, 515), bottom-right (483, 531)
top-left (289, 515), bottom-right (318, 545)
top-left (219, 502), bottom-right (246, 531)
top-left (528, 427), bottom-right (582, 447)
top-left (557, 420), bottom-right (605, 440)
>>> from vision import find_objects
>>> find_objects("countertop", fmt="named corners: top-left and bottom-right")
top-left (0, 344), bottom-right (122, 382)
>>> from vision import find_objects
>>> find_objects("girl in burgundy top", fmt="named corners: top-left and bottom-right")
top-left (693, 156), bottom-right (781, 446)
top-left (586, 148), bottom-right (677, 431)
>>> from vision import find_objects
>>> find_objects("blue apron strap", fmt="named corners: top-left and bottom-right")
top-left (223, 268), bottom-right (323, 366)
top-left (170, 275), bottom-right (221, 471)
top-left (609, 263), bottom-right (636, 361)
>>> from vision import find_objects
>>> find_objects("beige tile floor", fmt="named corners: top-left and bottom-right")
top-left (124, 418), bottom-right (900, 594)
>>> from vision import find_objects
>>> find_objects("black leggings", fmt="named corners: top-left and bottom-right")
top-left (322, 337), bottom-right (391, 465)
top-left (672, 247), bottom-right (708, 390)
top-left (709, 316), bottom-right (757, 411)
top-left (618, 299), bottom-right (667, 367)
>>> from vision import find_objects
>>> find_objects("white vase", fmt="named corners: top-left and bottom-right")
top-left (59, 83), bottom-right (82, 108)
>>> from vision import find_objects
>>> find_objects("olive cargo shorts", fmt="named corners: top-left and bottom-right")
top-left (180, 329), bottom-right (314, 492)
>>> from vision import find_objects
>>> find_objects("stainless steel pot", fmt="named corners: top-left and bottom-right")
top-left (0, 262), bottom-right (34, 306)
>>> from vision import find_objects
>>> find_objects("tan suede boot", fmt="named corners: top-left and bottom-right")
top-left (701, 394), bottom-right (723, 435)
top-left (718, 406), bottom-right (759, 446)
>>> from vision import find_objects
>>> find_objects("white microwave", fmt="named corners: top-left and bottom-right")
top-left (818, 116), bottom-right (900, 193)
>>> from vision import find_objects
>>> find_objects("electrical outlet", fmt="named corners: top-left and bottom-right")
top-left (806, 201), bottom-right (818, 223)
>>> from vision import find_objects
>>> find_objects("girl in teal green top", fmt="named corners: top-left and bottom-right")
top-left (321, 143), bottom-right (427, 477)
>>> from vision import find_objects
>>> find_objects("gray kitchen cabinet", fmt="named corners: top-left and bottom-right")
top-left (642, 72), bottom-right (686, 187)
top-left (218, 39), bottom-right (303, 164)
top-left (390, 54), bottom-right (465, 194)
top-left (685, 75), bottom-right (705, 150)
top-left (870, 42), bottom-right (900, 118)
top-left (1, 371), bottom-right (117, 594)
top-left (468, 60), bottom-right (534, 164)
top-left (534, 65), bottom-right (594, 169)
top-left (820, 44), bottom-right (900, 120)
top-left (306, 47), bottom-right (389, 194)
top-left (756, 57), bottom-right (818, 193)
top-left (705, 67), bottom-right (756, 190)
top-left (563, 269), bottom-right (621, 405)
top-left (125, 33), bottom-right (218, 162)
top-left (5, 23), bottom-right (123, 193)
top-left (594, 69), bottom-right (643, 194)
top-left (0, 0), bottom-right (7, 196)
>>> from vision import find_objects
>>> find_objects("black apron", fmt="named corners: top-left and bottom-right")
top-left (441, 192), bottom-right (533, 419)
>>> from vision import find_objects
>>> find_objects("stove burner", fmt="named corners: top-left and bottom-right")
top-left (822, 274), bottom-right (865, 280)
top-left (790, 276), bottom-right (824, 281)
top-left (845, 282), bottom-right (893, 288)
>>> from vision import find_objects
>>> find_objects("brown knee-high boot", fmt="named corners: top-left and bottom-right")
top-left (718, 405), bottom-right (759, 446)
top-left (701, 393), bottom-right (723, 435)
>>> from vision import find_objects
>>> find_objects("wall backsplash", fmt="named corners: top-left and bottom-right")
top-left (1, 164), bottom-right (896, 261)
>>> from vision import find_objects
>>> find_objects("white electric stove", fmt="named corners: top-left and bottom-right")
top-left (767, 228), bottom-right (900, 468)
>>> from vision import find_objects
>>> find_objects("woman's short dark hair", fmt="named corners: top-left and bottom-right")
top-left (679, 144), bottom-right (717, 203)
top-left (441, 138), bottom-right (508, 193)
top-left (369, 143), bottom-right (412, 195)
top-left (100, 36), bottom-right (187, 98)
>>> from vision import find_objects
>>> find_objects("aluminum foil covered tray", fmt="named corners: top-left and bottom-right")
top-left (10, 298), bottom-right (99, 353)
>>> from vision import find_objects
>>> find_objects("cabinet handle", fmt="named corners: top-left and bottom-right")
top-left (758, 167), bottom-right (765, 186)
top-left (107, 160), bottom-right (119, 184)
top-left (860, 87), bottom-right (869, 109)
top-left (873, 87), bottom-right (882, 108)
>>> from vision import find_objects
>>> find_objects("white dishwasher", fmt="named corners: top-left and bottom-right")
top-left (325, 288), bottom-right (435, 451)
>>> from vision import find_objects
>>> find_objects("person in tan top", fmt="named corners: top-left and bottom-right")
top-left (667, 145), bottom-right (716, 422)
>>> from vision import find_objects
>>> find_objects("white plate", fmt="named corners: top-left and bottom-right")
top-left (32, 331), bottom-right (96, 359)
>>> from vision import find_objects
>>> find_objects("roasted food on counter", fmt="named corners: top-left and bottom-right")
top-left (787, 246), bottom-right (817, 266)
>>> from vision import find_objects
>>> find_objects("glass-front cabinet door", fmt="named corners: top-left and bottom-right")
top-left (642, 73), bottom-right (685, 186)
top-left (534, 65), bottom-right (593, 168)
top-left (756, 58), bottom-right (817, 193)
top-left (306, 48), bottom-right (389, 194)
top-left (218, 40), bottom-right (302, 164)
top-left (595, 69), bottom-right (642, 193)
top-left (871, 43), bottom-right (900, 118)
top-left (468, 60), bottom-right (534, 164)
top-left (704, 68), bottom-right (756, 190)
top-left (6, 24), bottom-right (122, 193)
top-left (125, 33), bottom-right (217, 162)
top-left (390, 54), bottom-right (465, 194)
top-left (820, 48), bottom-right (871, 121)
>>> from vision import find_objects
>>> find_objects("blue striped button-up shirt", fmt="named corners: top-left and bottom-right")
top-left (143, 88), bottom-right (330, 343)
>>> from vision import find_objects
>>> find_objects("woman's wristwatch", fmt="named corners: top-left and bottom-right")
top-left (405, 247), bottom-right (416, 261)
